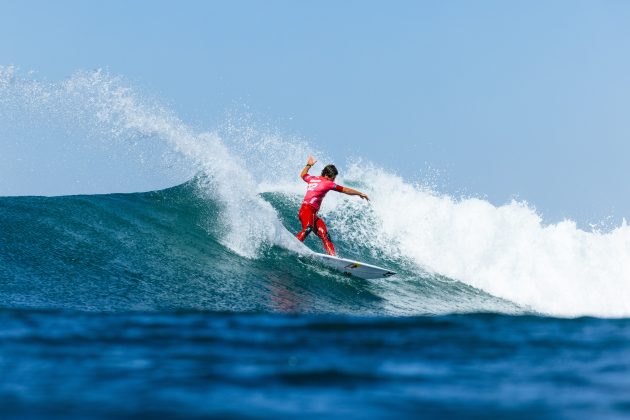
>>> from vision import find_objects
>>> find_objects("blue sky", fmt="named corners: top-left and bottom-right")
top-left (2, 1), bottom-right (630, 224)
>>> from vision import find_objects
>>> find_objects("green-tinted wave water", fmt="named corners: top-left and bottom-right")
top-left (0, 180), bottom-right (519, 316)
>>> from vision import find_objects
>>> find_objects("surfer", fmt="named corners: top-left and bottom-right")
top-left (297, 155), bottom-right (369, 256)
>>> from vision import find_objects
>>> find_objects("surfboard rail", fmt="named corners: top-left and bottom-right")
top-left (311, 253), bottom-right (396, 279)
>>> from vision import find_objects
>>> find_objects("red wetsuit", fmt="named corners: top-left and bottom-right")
top-left (297, 174), bottom-right (343, 256)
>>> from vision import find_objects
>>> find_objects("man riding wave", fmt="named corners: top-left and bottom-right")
top-left (296, 155), bottom-right (369, 256)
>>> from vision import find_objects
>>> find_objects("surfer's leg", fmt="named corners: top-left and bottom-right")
top-left (296, 205), bottom-right (315, 241)
top-left (314, 217), bottom-right (336, 256)
top-left (297, 224), bottom-right (312, 241)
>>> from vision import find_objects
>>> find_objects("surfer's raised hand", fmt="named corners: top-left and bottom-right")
top-left (359, 192), bottom-right (370, 201)
top-left (301, 155), bottom-right (318, 179)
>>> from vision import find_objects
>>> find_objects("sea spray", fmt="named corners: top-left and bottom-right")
top-left (0, 68), bottom-right (301, 258)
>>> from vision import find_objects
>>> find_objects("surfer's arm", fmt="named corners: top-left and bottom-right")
top-left (300, 155), bottom-right (317, 179)
top-left (339, 186), bottom-right (369, 201)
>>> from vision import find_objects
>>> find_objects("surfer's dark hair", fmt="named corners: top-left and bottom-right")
top-left (321, 164), bottom-right (338, 178)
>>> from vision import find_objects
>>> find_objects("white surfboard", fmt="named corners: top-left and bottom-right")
top-left (311, 253), bottom-right (396, 279)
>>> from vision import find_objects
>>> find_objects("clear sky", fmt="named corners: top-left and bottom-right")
top-left (2, 0), bottom-right (630, 225)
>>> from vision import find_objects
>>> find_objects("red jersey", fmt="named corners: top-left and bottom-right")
top-left (301, 174), bottom-right (343, 211)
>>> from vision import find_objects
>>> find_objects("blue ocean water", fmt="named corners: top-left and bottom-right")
top-left (1, 184), bottom-right (630, 419)
top-left (3, 310), bottom-right (630, 419)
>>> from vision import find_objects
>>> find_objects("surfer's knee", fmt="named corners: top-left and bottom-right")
top-left (298, 226), bottom-right (313, 241)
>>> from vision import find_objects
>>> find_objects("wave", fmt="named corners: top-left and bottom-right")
top-left (0, 182), bottom-right (516, 316)
top-left (1, 67), bottom-right (629, 318)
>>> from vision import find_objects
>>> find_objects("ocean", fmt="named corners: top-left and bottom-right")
top-left (2, 68), bottom-right (630, 418)
top-left (2, 184), bottom-right (630, 418)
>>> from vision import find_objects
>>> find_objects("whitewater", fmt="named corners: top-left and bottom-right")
top-left (1, 66), bottom-right (630, 318)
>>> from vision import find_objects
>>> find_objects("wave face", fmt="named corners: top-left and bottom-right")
top-left (0, 182), bottom-right (516, 316)
top-left (1, 67), bottom-right (630, 318)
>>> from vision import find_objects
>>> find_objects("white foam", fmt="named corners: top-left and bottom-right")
top-left (318, 162), bottom-right (630, 318)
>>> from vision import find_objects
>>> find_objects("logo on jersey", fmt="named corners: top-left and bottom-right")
top-left (307, 179), bottom-right (321, 191)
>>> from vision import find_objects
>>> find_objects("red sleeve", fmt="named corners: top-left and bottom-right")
top-left (334, 184), bottom-right (344, 192)
top-left (302, 174), bottom-right (313, 182)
